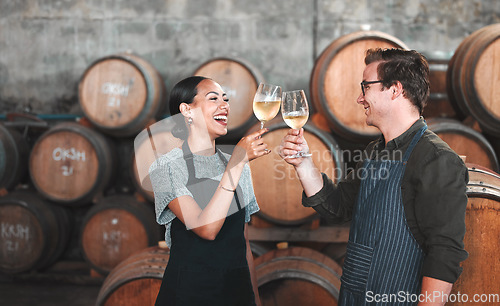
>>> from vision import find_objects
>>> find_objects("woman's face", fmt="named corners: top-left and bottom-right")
top-left (190, 79), bottom-right (230, 140)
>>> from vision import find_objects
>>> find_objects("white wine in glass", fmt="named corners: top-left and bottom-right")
top-left (283, 113), bottom-right (308, 130)
top-left (282, 90), bottom-right (312, 158)
top-left (253, 83), bottom-right (282, 129)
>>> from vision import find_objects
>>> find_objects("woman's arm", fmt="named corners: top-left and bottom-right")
top-left (169, 128), bottom-right (270, 240)
top-left (245, 223), bottom-right (261, 306)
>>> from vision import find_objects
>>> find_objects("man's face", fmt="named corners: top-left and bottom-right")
top-left (356, 62), bottom-right (392, 128)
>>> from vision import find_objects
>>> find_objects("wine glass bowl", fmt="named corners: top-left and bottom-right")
top-left (282, 90), bottom-right (312, 158)
top-left (253, 83), bottom-right (282, 129)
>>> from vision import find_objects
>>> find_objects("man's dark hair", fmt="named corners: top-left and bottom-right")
top-left (365, 48), bottom-right (430, 114)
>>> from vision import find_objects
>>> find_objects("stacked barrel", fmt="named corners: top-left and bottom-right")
top-left (1, 25), bottom-right (499, 306)
top-left (0, 52), bottom-right (166, 279)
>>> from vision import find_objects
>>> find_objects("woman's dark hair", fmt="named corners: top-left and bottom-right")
top-left (169, 76), bottom-right (209, 139)
top-left (365, 48), bottom-right (430, 115)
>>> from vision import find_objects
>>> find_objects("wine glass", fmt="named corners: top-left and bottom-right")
top-left (281, 90), bottom-right (312, 158)
top-left (253, 83), bottom-right (282, 129)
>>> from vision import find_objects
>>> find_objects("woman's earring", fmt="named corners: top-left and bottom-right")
top-left (187, 117), bottom-right (193, 125)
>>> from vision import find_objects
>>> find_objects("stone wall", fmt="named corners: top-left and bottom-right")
top-left (0, 0), bottom-right (498, 114)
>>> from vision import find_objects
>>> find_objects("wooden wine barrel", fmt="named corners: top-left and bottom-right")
top-left (422, 57), bottom-right (458, 119)
top-left (131, 153), bottom-right (155, 202)
top-left (446, 24), bottom-right (500, 136)
top-left (249, 241), bottom-right (275, 259)
top-left (132, 119), bottom-right (183, 202)
top-left (0, 191), bottom-right (71, 274)
top-left (427, 118), bottom-right (499, 172)
top-left (484, 133), bottom-right (500, 173)
top-left (80, 195), bottom-right (160, 275)
top-left (310, 31), bottom-right (408, 143)
top-left (255, 247), bottom-right (342, 306)
top-left (29, 122), bottom-right (115, 205)
top-left (445, 28), bottom-right (485, 119)
top-left (0, 124), bottom-right (29, 190)
top-left (193, 57), bottom-right (264, 140)
top-left (247, 120), bottom-right (344, 225)
top-left (79, 53), bottom-right (167, 137)
top-left (321, 242), bottom-right (347, 267)
top-left (96, 246), bottom-right (169, 306)
top-left (449, 166), bottom-right (500, 305)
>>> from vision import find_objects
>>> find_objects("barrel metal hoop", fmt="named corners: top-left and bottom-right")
top-left (257, 268), bottom-right (340, 298)
top-left (467, 185), bottom-right (500, 200)
top-left (263, 255), bottom-right (342, 279)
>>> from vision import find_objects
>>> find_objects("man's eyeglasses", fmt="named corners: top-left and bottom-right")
top-left (360, 80), bottom-right (383, 96)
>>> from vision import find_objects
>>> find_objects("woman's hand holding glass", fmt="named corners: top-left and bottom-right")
top-left (232, 128), bottom-right (271, 165)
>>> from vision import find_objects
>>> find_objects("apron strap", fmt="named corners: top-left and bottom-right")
top-left (181, 141), bottom-right (197, 186)
top-left (181, 141), bottom-right (243, 210)
top-left (402, 124), bottom-right (427, 162)
top-left (147, 126), bottom-right (160, 160)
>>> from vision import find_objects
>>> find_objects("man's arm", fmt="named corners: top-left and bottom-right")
top-left (414, 149), bottom-right (469, 287)
top-left (418, 276), bottom-right (453, 305)
top-left (294, 157), bottom-right (324, 197)
top-left (280, 128), bottom-right (360, 222)
top-left (278, 128), bottom-right (323, 196)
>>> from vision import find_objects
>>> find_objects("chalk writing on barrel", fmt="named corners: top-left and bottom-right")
top-left (1, 222), bottom-right (30, 252)
top-left (101, 82), bottom-right (130, 108)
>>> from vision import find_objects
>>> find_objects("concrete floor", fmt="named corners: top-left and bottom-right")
top-left (0, 261), bottom-right (103, 306)
top-left (0, 280), bottom-right (101, 306)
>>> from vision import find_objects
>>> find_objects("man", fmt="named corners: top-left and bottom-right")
top-left (279, 48), bottom-right (468, 305)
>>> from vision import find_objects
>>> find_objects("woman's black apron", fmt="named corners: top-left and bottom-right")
top-left (155, 142), bottom-right (255, 306)
top-left (339, 126), bottom-right (427, 305)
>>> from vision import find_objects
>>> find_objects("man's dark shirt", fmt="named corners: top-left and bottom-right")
top-left (303, 118), bottom-right (469, 283)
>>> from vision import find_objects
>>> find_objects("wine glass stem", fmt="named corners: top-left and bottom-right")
top-left (260, 121), bottom-right (264, 129)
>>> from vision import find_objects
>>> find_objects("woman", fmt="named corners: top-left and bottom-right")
top-left (150, 76), bottom-right (268, 305)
